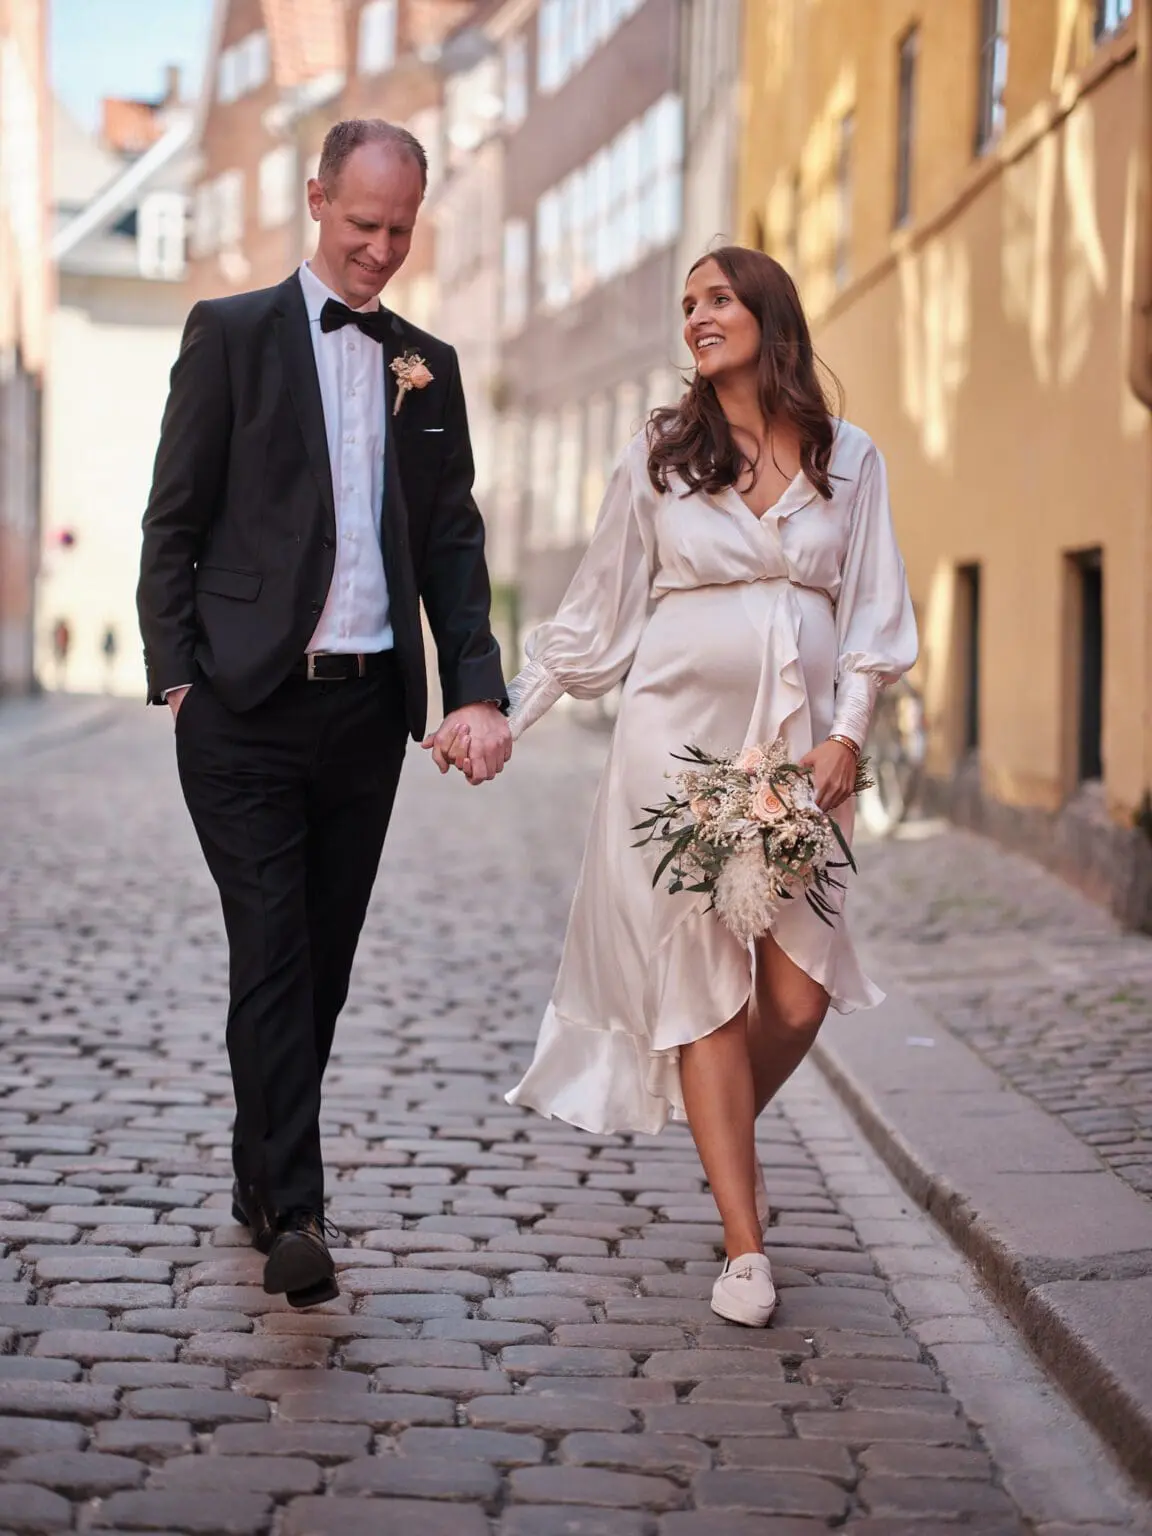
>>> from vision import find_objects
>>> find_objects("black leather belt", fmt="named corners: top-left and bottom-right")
top-left (293, 652), bottom-right (394, 681)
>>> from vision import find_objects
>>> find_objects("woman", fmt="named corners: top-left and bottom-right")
top-left (454, 247), bottom-right (916, 1327)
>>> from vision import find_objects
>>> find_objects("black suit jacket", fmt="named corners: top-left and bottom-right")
top-left (136, 272), bottom-right (506, 738)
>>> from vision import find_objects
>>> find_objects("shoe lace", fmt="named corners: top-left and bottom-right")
top-left (286, 1209), bottom-right (341, 1243)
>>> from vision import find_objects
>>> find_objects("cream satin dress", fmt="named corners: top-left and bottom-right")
top-left (505, 420), bottom-right (918, 1136)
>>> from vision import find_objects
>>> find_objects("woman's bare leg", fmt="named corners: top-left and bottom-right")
top-left (748, 933), bottom-right (830, 1117)
top-left (679, 1006), bottom-right (763, 1261)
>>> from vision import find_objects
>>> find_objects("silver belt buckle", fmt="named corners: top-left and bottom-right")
top-left (305, 653), bottom-right (322, 681)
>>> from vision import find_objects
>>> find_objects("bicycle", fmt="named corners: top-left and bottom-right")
top-left (858, 676), bottom-right (926, 836)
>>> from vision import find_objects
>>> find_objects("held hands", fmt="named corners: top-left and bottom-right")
top-left (422, 703), bottom-right (512, 786)
top-left (796, 737), bottom-right (858, 812)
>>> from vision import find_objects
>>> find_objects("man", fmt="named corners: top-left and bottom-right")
top-left (137, 120), bottom-right (511, 1308)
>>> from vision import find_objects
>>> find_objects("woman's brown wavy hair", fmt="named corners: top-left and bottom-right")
top-left (647, 246), bottom-right (840, 501)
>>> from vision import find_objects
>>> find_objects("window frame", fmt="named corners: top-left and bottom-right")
top-left (257, 144), bottom-right (295, 230)
top-left (502, 217), bottom-right (530, 335)
top-left (503, 32), bottom-right (529, 125)
top-left (216, 168), bottom-right (245, 250)
top-left (138, 191), bottom-right (187, 280)
top-left (1095, 0), bottom-right (1133, 40)
top-left (894, 25), bottom-right (918, 228)
top-left (358, 0), bottom-right (398, 77)
top-left (975, 0), bottom-right (1009, 156)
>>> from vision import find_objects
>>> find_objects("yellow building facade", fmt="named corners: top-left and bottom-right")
top-left (738, 0), bottom-right (1152, 926)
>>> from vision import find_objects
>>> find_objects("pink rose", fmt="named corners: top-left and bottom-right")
top-left (735, 747), bottom-right (765, 774)
top-left (751, 783), bottom-right (787, 823)
top-left (408, 362), bottom-right (433, 390)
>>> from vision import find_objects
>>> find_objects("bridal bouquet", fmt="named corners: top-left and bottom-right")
top-left (633, 738), bottom-right (873, 943)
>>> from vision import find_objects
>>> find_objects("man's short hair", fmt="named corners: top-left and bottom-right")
top-left (317, 119), bottom-right (428, 195)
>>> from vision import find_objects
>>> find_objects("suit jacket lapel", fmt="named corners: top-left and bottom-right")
top-left (273, 276), bottom-right (335, 529)
top-left (381, 311), bottom-right (410, 547)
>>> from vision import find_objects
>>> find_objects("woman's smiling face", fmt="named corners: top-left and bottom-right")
top-left (682, 257), bottom-right (762, 385)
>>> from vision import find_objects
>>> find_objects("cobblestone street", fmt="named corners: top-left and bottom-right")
top-left (0, 701), bottom-right (1149, 1535)
top-left (854, 830), bottom-right (1152, 1200)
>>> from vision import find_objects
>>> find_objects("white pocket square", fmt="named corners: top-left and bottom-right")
top-left (423, 427), bottom-right (445, 433)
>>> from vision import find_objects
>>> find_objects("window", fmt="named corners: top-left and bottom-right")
top-left (258, 145), bottom-right (295, 229)
top-left (528, 413), bottom-right (558, 548)
top-left (646, 366), bottom-right (680, 413)
top-left (216, 169), bottom-right (245, 249)
top-left (648, 93), bottom-right (683, 248)
top-left (408, 107), bottom-right (440, 193)
top-left (538, 0), bottom-right (563, 91)
top-left (533, 96), bottom-right (684, 314)
top-left (894, 27), bottom-right (918, 227)
top-left (359, 0), bottom-right (397, 76)
top-left (503, 33), bottom-right (528, 125)
top-left (956, 564), bottom-right (981, 752)
top-left (301, 153), bottom-right (320, 259)
top-left (836, 111), bottom-right (854, 289)
top-left (612, 380), bottom-right (644, 456)
top-left (1069, 549), bottom-right (1104, 782)
top-left (617, 121), bottom-right (643, 271)
top-left (191, 183), bottom-right (215, 256)
top-left (217, 30), bottom-right (270, 101)
top-left (190, 181), bottom-right (219, 257)
top-left (581, 391), bottom-right (611, 535)
top-left (242, 30), bottom-right (270, 93)
top-left (1096, 0), bottom-right (1133, 38)
top-left (217, 47), bottom-right (241, 103)
top-left (535, 191), bottom-right (562, 310)
top-left (590, 148), bottom-right (612, 280)
top-left (538, 0), bottom-right (644, 94)
top-left (976, 0), bottom-right (1009, 153)
top-left (555, 403), bottom-right (583, 545)
top-left (138, 192), bottom-right (187, 279)
top-left (502, 218), bottom-right (529, 334)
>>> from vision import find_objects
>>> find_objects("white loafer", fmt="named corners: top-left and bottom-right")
top-left (754, 1161), bottom-right (770, 1232)
top-left (711, 1251), bottom-right (777, 1327)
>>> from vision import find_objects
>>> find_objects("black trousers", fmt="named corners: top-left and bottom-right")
top-left (175, 660), bottom-right (407, 1215)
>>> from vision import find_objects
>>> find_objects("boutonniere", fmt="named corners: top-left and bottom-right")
top-left (390, 350), bottom-right (433, 416)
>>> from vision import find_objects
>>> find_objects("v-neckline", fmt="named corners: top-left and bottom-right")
top-left (729, 468), bottom-right (807, 522)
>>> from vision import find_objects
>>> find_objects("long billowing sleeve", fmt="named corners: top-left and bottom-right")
top-left (508, 436), bottom-right (656, 740)
top-left (830, 445), bottom-right (918, 748)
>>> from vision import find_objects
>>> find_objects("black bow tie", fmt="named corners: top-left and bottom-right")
top-left (319, 297), bottom-right (390, 343)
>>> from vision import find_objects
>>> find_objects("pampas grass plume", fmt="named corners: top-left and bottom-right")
top-left (714, 844), bottom-right (776, 944)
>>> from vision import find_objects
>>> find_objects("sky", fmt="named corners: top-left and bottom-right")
top-left (51, 0), bottom-right (215, 129)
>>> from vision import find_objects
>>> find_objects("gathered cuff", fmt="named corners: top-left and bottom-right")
top-left (507, 657), bottom-right (567, 741)
top-left (830, 669), bottom-right (882, 750)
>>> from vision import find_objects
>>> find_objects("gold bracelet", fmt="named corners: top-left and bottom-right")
top-left (828, 733), bottom-right (861, 757)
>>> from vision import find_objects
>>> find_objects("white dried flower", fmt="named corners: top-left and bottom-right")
top-left (714, 844), bottom-right (777, 945)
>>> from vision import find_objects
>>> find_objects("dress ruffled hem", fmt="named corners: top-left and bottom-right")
top-left (505, 1002), bottom-right (695, 1136)
top-left (506, 932), bottom-right (883, 1138)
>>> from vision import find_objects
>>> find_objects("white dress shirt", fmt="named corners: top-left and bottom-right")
top-left (298, 260), bottom-right (393, 655)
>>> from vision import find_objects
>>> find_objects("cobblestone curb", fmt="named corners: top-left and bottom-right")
top-left (815, 993), bottom-right (1152, 1494)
